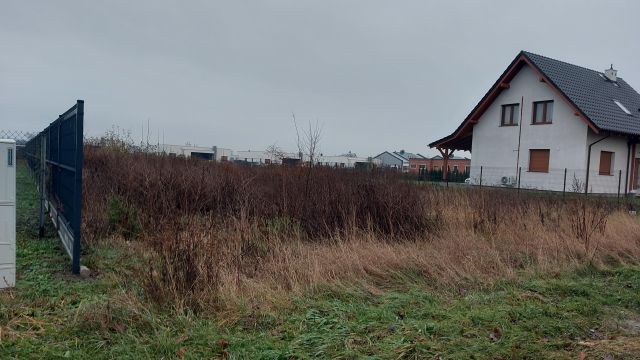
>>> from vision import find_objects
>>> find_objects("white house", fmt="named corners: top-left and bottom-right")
top-left (430, 51), bottom-right (640, 194)
top-left (235, 150), bottom-right (283, 165)
top-left (158, 144), bottom-right (216, 160)
top-left (374, 150), bottom-right (422, 172)
top-left (313, 154), bottom-right (380, 168)
top-left (213, 146), bottom-right (233, 162)
top-left (158, 144), bottom-right (234, 162)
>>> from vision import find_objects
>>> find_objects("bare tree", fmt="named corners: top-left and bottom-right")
top-left (266, 142), bottom-right (287, 164)
top-left (292, 113), bottom-right (322, 167)
top-left (86, 125), bottom-right (136, 153)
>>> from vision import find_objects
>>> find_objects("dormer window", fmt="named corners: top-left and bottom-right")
top-left (500, 103), bottom-right (520, 126)
top-left (532, 100), bottom-right (553, 124)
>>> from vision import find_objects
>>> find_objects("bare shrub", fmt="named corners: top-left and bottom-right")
top-left (568, 199), bottom-right (611, 260)
top-left (83, 147), bottom-right (430, 241)
top-left (570, 173), bottom-right (585, 193)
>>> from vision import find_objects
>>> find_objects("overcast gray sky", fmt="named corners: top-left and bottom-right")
top-left (2, 0), bottom-right (639, 157)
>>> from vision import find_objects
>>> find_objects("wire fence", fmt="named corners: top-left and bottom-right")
top-left (461, 165), bottom-right (632, 197)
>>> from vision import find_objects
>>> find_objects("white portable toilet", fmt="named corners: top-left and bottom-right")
top-left (0, 139), bottom-right (16, 289)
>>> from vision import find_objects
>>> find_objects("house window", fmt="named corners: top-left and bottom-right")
top-left (529, 149), bottom-right (550, 173)
top-left (464, 165), bottom-right (470, 173)
top-left (453, 165), bottom-right (459, 173)
top-left (410, 164), bottom-right (417, 168)
top-left (599, 151), bottom-right (614, 175)
top-left (532, 100), bottom-right (554, 124)
top-left (501, 103), bottom-right (520, 126)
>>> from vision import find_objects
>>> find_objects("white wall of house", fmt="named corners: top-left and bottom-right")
top-left (467, 64), bottom-right (632, 193)
top-left (374, 152), bottom-right (408, 171)
top-left (585, 133), bottom-right (630, 194)
top-left (313, 155), bottom-right (380, 168)
top-left (158, 144), bottom-right (215, 158)
top-left (235, 150), bottom-right (280, 164)
top-left (214, 147), bottom-right (233, 161)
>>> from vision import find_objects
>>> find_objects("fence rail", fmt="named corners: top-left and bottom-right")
top-left (24, 101), bottom-right (85, 274)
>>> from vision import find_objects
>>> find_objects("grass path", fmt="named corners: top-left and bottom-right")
top-left (1, 163), bottom-right (640, 359)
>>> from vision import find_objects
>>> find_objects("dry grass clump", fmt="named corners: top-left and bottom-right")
top-left (82, 147), bottom-right (640, 310)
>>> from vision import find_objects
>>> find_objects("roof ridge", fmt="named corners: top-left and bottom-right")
top-left (522, 50), bottom-right (624, 80)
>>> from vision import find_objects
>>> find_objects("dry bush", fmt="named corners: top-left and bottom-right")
top-left (82, 147), bottom-right (640, 310)
top-left (83, 147), bottom-right (430, 242)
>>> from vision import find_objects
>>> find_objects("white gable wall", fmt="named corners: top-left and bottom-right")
top-left (469, 64), bottom-right (596, 191)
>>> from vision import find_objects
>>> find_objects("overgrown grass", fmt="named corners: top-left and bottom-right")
top-left (81, 147), bottom-right (640, 310)
top-left (2, 163), bottom-right (640, 358)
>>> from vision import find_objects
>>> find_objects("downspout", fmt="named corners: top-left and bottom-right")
top-left (631, 142), bottom-right (638, 192)
top-left (625, 140), bottom-right (631, 195)
top-left (515, 96), bottom-right (524, 179)
top-left (585, 134), bottom-right (610, 195)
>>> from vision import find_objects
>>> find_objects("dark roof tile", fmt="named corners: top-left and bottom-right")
top-left (523, 51), bottom-right (640, 135)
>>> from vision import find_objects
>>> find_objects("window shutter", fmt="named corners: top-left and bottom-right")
top-left (599, 151), bottom-right (613, 175)
top-left (529, 149), bottom-right (550, 172)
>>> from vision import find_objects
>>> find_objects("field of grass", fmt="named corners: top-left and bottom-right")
top-left (2, 162), bottom-right (640, 359)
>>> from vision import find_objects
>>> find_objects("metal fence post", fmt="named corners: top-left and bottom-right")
top-left (71, 100), bottom-right (84, 275)
top-left (618, 169), bottom-right (622, 200)
top-left (517, 167), bottom-right (521, 193)
top-left (563, 168), bottom-right (567, 197)
top-left (38, 134), bottom-right (46, 238)
top-left (479, 166), bottom-right (483, 188)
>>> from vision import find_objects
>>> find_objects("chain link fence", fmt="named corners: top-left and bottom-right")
top-left (0, 130), bottom-right (38, 160)
top-left (0, 130), bottom-right (37, 145)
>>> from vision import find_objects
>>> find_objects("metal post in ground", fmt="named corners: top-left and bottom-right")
top-left (479, 166), bottom-right (483, 188)
top-left (38, 134), bottom-right (46, 238)
top-left (618, 169), bottom-right (622, 201)
top-left (517, 167), bottom-right (522, 193)
top-left (563, 168), bottom-right (567, 197)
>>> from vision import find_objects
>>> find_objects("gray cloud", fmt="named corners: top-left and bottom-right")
top-left (2, 0), bottom-right (639, 157)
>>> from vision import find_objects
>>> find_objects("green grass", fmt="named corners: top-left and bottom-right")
top-left (2, 163), bottom-right (640, 359)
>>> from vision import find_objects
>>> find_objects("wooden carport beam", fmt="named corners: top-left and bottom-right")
top-left (437, 147), bottom-right (454, 181)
